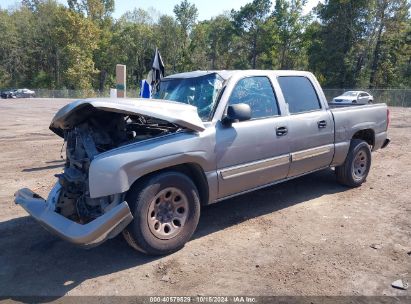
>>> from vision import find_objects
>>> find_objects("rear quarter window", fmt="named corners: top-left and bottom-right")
top-left (278, 76), bottom-right (321, 114)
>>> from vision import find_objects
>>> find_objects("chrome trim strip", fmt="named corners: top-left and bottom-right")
top-left (220, 154), bottom-right (290, 180)
top-left (291, 144), bottom-right (333, 162)
top-left (216, 166), bottom-right (329, 203)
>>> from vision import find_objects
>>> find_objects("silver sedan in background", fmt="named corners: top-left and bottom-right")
top-left (15, 88), bottom-right (35, 98)
top-left (332, 91), bottom-right (373, 104)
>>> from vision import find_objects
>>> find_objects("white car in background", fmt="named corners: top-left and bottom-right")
top-left (15, 88), bottom-right (35, 98)
top-left (331, 91), bottom-right (373, 104)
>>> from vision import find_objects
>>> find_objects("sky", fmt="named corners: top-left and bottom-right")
top-left (0, 0), bottom-right (323, 19)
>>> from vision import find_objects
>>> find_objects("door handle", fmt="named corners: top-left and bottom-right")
top-left (276, 126), bottom-right (288, 136)
top-left (317, 120), bottom-right (327, 128)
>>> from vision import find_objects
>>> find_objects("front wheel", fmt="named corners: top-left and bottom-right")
top-left (335, 139), bottom-right (371, 187)
top-left (123, 171), bottom-right (200, 255)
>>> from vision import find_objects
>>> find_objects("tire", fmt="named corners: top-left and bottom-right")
top-left (123, 171), bottom-right (200, 255)
top-left (336, 139), bottom-right (371, 187)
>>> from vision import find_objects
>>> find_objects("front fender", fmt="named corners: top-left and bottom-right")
top-left (88, 132), bottom-right (213, 198)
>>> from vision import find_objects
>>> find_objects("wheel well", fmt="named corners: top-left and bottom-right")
top-left (352, 129), bottom-right (375, 147)
top-left (132, 163), bottom-right (209, 206)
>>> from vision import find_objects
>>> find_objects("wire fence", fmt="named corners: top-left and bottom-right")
top-left (4, 88), bottom-right (411, 107)
top-left (32, 88), bottom-right (141, 99)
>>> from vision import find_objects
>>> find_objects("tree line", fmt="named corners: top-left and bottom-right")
top-left (0, 0), bottom-right (410, 91)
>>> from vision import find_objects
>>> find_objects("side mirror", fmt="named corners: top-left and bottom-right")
top-left (222, 103), bottom-right (252, 125)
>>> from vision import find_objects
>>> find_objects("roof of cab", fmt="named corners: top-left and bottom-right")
top-left (164, 70), bottom-right (239, 81)
top-left (163, 70), bottom-right (313, 81)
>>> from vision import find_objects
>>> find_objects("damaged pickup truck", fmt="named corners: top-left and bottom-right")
top-left (15, 70), bottom-right (390, 255)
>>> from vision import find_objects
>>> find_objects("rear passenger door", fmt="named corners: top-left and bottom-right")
top-left (277, 76), bottom-right (334, 177)
top-left (358, 93), bottom-right (369, 104)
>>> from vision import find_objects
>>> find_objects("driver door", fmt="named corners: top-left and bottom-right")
top-left (215, 76), bottom-right (290, 199)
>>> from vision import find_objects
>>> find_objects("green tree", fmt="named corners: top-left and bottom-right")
top-left (122, 8), bottom-right (156, 25)
top-left (67, 0), bottom-right (116, 90)
top-left (111, 17), bottom-right (157, 88)
top-left (155, 15), bottom-right (184, 73)
top-left (21, 0), bottom-right (41, 11)
top-left (172, 0), bottom-right (199, 70)
top-left (272, 0), bottom-right (308, 69)
top-left (232, 0), bottom-right (272, 68)
top-left (308, 0), bottom-right (372, 87)
top-left (0, 0), bottom-right (409, 91)
top-left (368, 0), bottom-right (411, 88)
top-left (56, 9), bottom-right (100, 89)
top-left (67, 0), bottom-right (114, 21)
top-left (205, 15), bottom-right (236, 69)
top-left (186, 21), bottom-right (209, 70)
top-left (0, 10), bottom-right (21, 87)
top-left (173, 0), bottom-right (198, 36)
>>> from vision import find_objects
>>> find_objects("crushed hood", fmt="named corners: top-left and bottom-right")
top-left (50, 98), bottom-right (206, 137)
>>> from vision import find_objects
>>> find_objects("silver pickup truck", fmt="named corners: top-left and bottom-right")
top-left (15, 70), bottom-right (390, 255)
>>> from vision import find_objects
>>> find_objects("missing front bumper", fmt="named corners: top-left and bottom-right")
top-left (14, 188), bottom-right (133, 247)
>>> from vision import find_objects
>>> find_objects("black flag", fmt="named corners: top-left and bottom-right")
top-left (149, 48), bottom-right (165, 95)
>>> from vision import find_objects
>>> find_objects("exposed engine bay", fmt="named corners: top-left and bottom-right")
top-left (55, 110), bottom-right (180, 223)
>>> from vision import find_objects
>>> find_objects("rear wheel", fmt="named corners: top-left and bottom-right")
top-left (336, 139), bottom-right (371, 187)
top-left (123, 171), bottom-right (200, 255)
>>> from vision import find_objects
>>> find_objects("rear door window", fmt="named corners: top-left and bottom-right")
top-left (278, 76), bottom-right (321, 114)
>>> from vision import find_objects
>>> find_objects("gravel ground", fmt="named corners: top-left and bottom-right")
top-left (0, 98), bottom-right (410, 297)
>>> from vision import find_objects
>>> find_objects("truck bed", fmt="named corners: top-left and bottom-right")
top-left (329, 102), bottom-right (389, 153)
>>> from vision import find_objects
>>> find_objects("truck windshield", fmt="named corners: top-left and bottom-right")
top-left (153, 73), bottom-right (223, 121)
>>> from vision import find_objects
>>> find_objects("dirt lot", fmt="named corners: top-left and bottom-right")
top-left (0, 98), bottom-right (410, 298)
